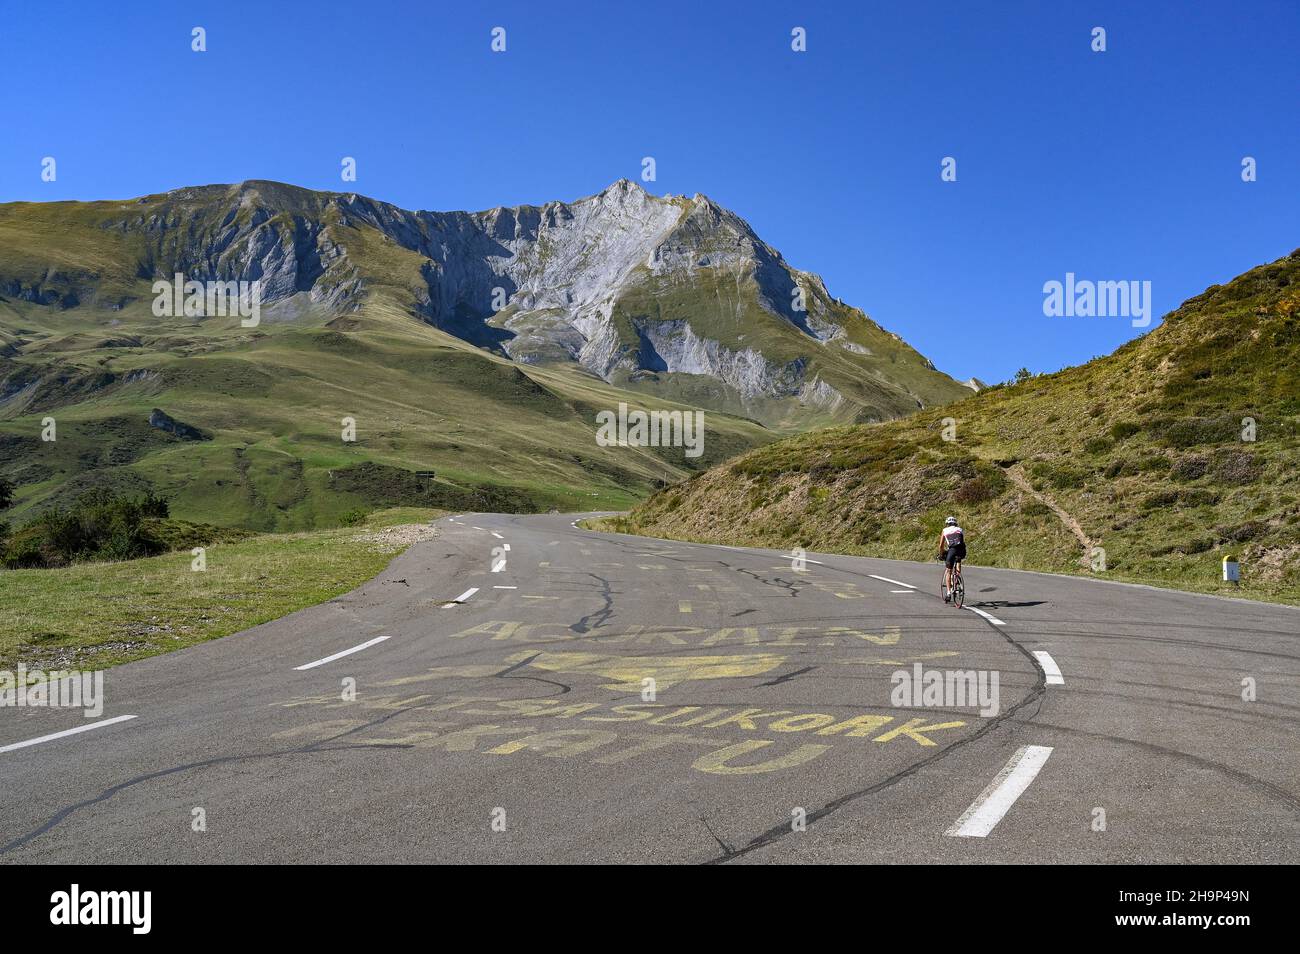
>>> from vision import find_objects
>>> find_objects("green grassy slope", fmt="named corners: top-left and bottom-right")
top-left (0, 181), bottom-right (967, 529)
top-left (0, 507), bottom-right (445, 671)
top-left (606, 264), bottom-right (971, 429)
top-left (614, 249), bottom-right (1300, 604)
top-left (0, 287), bottom-right (771, 530)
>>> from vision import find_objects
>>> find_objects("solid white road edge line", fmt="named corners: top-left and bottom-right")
top-left (945, 745), bottom-right (1054, 838)
top-left (0, 714), bottom-right (139, 755)
top-left (968, 607), bottom-right (1007, 625)
top-left (1032, 650), bottom-right (1065, 685)
top-left (294, 636), bottom-right (390, 671)
top-left (869, 574), bottom-right (916, 589)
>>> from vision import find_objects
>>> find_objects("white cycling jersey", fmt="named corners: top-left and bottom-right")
top-left (942, 525), bottom-right (965, 548)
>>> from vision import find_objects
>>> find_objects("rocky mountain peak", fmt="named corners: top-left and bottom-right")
top-left (0, 180), bottom-right (970, 427)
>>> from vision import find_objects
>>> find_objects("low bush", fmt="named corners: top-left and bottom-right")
top-left (2, 489), bottom-right (171, 569)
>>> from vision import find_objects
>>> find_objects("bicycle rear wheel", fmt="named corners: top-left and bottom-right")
top-left (952, 569), bottom-right (965, 608)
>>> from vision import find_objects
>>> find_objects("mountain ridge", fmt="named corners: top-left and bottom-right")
top-left (0, 178), bottom-right (968, 428)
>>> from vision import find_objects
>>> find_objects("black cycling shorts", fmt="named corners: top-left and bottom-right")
top-left (944, 544), bottom-right (966, 568)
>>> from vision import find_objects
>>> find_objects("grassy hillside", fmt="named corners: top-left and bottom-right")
top-left (613, 249), bottom-right (1300, 604)
top-left (0, 508), bottom-right (443, 672)
top-left (0, 288), bottom-right (771, 530)
top-left (0, 181), bottom-right (970, 528)
top-left (603, 264), bottom-right (971, 429)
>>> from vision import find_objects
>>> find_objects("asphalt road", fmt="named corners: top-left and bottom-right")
top-left (2, 513), bottom-right (1297, 864)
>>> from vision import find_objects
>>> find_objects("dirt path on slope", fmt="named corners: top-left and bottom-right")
top-left (1001, 463), bottom-right (1094, 568)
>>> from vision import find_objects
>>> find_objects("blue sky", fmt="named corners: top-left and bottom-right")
top-left (2, 0), bottom-right (1296, 383)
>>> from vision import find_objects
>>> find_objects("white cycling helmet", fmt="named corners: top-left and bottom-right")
top-left (945, 516), bottom-right (958, 526)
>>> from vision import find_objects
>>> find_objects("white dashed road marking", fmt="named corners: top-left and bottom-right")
top-left (967, 607), bottom-right (1006, 625)
top-left (0, 715), bottom-right (139, 755)
top-left (945, 745), bottom-right (1054, 838)
top-left (869, 574), bottom-right (915, 589)
top-left (294, 636), bottom-right (390, 671)
top-left (490, 531), bottom-right (503, 539)
top-left (1032, 651), bottom-right (1064, 685)
top-left (441, 587), bottom-right (480, 608)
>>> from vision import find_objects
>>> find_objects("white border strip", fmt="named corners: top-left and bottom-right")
top-left (967, 607), bottom-right (1006, 625)
top-left (946, 745), bottom-right (1054, 837)
top-left (869, 574), bottom-right (916, 589)
top-left (1032, 651), bottom-right (1064, 685)
top-left (294, 636), bottom-right (390, 671)
top-left (441, 587), bottom-right (480, 608)
top-left (0, 714), bottom-right (138, 755)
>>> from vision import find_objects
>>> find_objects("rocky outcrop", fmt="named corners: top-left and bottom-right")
top-left (148, 408), bottom-right (207, 441)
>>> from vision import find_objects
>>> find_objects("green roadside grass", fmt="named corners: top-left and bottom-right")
top-left (0, 507), bottom-right (444, 672)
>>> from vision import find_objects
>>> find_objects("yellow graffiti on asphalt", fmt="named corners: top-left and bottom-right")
top-left (273, 686), bottom-right (970, 777)
top-left (409, 650), bottom-right (785, 690)
top-left (443, 620), bottom-right (904, 647)
top-left (269, 618), bottom-right (983, 777)
top-left (504, 650), bottom-right (786, 690)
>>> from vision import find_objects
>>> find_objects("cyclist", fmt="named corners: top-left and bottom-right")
top-left (938, 516), bottom-right (966, 602)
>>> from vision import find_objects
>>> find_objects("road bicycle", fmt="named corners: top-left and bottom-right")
top-left (941, 559), bottom-right (965, 608)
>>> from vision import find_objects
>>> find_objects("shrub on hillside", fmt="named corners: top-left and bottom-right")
top-left (1029, 460), bottom-right (1088, 490)
top-left (1157, 414), bottom-right (1241, 448)
top-left (1, 490), bottom-right (171, 569)
top-left (1210, 451), bottom-right (1261, 484)
top-left (1170, 455), bottom-right (1210, 481)
top-left (339, 509), bottom-right (369, 527)
top-left (954, 476), bottom-right (1000, 505)
top-left (1141, 489), bottom-right (1180, 511)
top-left (1217, 520), bottom-right (1269, 543)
